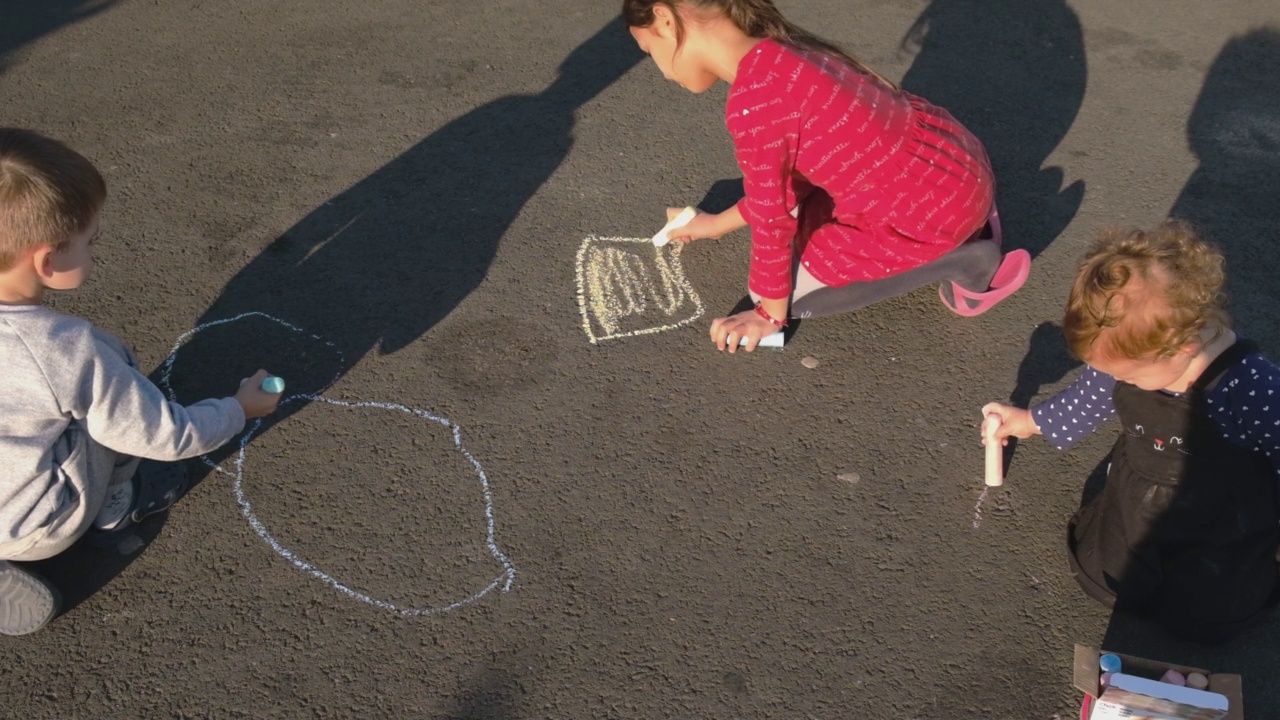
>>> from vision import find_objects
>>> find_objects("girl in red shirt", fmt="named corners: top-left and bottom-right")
top-left (625, 0), bottom-right (1030, 351)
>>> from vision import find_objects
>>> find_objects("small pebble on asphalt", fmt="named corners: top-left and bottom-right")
top-left (837, 471), bottom-right (860, 484)
top-left (801, 356), bottom-right (819, 369)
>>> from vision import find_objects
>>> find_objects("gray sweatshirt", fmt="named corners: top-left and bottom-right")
top-left (0, 305), bottom-right (244, 559)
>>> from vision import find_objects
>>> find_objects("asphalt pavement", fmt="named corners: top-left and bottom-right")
top-left (2, 0), bottom-right (1279, 717)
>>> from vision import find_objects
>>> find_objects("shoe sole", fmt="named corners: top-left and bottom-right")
top-left (0, 562), bottom-right (61, 636)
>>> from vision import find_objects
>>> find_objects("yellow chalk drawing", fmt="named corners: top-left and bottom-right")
top-left (575, 235), bottom-right (705, 344)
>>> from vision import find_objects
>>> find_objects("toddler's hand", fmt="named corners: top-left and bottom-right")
top-left (235, 369), bottom-right (282, 419)
top-left (980, 403), bottom-right (1040, 445)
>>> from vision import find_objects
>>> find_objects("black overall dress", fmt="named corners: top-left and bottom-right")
top-left (1066, 340), bottom-right (1280, 643)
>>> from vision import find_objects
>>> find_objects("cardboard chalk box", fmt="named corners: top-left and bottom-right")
top-left (1073, 645), bottom-right (1243, 720)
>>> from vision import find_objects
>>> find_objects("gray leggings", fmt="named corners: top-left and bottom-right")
top-left (767, 238), bottom-right (1002, 319)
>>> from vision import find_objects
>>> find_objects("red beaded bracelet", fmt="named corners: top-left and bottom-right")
top-left (754, 302), bottom-right (788, 329)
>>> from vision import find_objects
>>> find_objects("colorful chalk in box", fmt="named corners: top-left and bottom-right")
top-left (1073, 645), bottom-right (1241, 720)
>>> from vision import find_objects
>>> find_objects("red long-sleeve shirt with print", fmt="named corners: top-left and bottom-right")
top-left (728, 39), bottom-right (995, 300)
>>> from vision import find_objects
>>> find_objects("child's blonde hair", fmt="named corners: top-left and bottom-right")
top-left (1063, 220), bottom-right (1229, 362)
top-left (0, 128), bottom-right (106, 271)
top-left (622, 0), bottom-right (899, 91)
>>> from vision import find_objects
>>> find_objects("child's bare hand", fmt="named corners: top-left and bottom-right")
top-left (980, 403), bottom-right (1040, 444)
top-left (665, 207), bottom-right (723, 243)
top-left (235, 369), bottom-right (282, 419)
top-left (709, 309), bottom-right (776, 352)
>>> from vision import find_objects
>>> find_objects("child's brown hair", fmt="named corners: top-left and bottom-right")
top-left (1063, 220), bottom-right (1229, 362)
top-left (0, 128), bottom-right (106, 271)
top-left (622, 0), bottom-right (899, 91)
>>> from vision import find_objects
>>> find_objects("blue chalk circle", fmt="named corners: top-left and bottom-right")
top-left (1099, 654), bottom-right (1122, 673)
top-left (261, 376), bottom-right (285, 394)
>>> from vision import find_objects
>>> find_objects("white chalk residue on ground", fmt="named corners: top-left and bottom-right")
top-left (971, 486), bottom-right (990, 529)
top-left (159, 311), bottom-right (516, 615)
top-left (575, 235), bottom-right (705, 344)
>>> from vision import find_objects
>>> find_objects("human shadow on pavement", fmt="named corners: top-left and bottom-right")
top-left (697, 178), bottom-right (745, 214)
top-left (1092, 29), bottom-right (1280, 714)
top-left (1000, 322), bottom-right (1082, 474)
top-left (26, 515), bottom-right (170, 618)
top-left (28, 17), bottom-right (642, 622)
top-left (0, 0), bottom-right (117, 74)
top-left (898, 0), bottom-right (1086, 260)
top-left (1008, 322), bottom-right (1081, 411)
top-left (160, 17), bottom-right (644, 485)
top-left (1168, 27), bottom-right (1280, 349)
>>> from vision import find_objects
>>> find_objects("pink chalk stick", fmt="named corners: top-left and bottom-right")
top-left (983, 414), bottom-right (1004, 487)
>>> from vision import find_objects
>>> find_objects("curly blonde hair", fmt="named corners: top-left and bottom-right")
top-left (0, 128), bottom-right (105, 271)
top-left (1063, 220), bottom-right (1229, 362)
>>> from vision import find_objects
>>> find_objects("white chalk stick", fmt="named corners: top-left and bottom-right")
top-left (652, 206), bottom-right (697, 247)
top-left (983, 414), bottom-right (1004, 487)
top-left (737, 331), bottom-right (785, 348)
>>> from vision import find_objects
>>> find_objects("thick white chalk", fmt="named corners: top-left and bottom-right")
top-left (652, 206), bottom-right (697, 247)
top-left (983, 414), bottom-right (1004, 487)
top-left (738, 331), bottom-right (785, 348)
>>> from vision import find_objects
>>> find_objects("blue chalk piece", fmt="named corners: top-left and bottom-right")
top-left (261, 376), bottom-right (285, 394)
top-left (1099, 654), bottom-right (1122, 674)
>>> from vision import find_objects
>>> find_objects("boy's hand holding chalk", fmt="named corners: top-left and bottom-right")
top-left (235, 369), bottom-right (283, 419)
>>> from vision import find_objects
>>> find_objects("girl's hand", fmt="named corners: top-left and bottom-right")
top-left (709, 310), bottom-right (777, 353)
top-left (665, 207), bottom-right (725, 243)
top-left (980, 403), bottom-right (1040, 445)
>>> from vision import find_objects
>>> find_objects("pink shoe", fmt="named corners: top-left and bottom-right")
top-left (940, 205), bottom-right (1031, 316)
top-left (941, 249), bottom-right (1031, 316)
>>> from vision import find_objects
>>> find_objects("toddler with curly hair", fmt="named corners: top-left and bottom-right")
top-left (983, 220), bottom-right (1280, 643)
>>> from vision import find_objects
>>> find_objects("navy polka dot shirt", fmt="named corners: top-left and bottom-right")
top-left (1031, 353), bottom-right (1280, 482)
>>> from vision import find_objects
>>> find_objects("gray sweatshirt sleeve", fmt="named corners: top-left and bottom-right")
top-left (55, 322), bottom-right (246, 460)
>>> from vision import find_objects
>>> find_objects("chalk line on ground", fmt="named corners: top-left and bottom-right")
top-left (575, 235), bottom-right (705, 344)
top-left (159, 312), bottom-right (516, 615)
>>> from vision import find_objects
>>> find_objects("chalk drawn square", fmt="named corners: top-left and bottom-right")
top-left (575, 235), bottom-right (705, 344)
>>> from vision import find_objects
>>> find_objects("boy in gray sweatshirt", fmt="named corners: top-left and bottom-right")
top-left (0, 128), bottom-right (281, 635)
